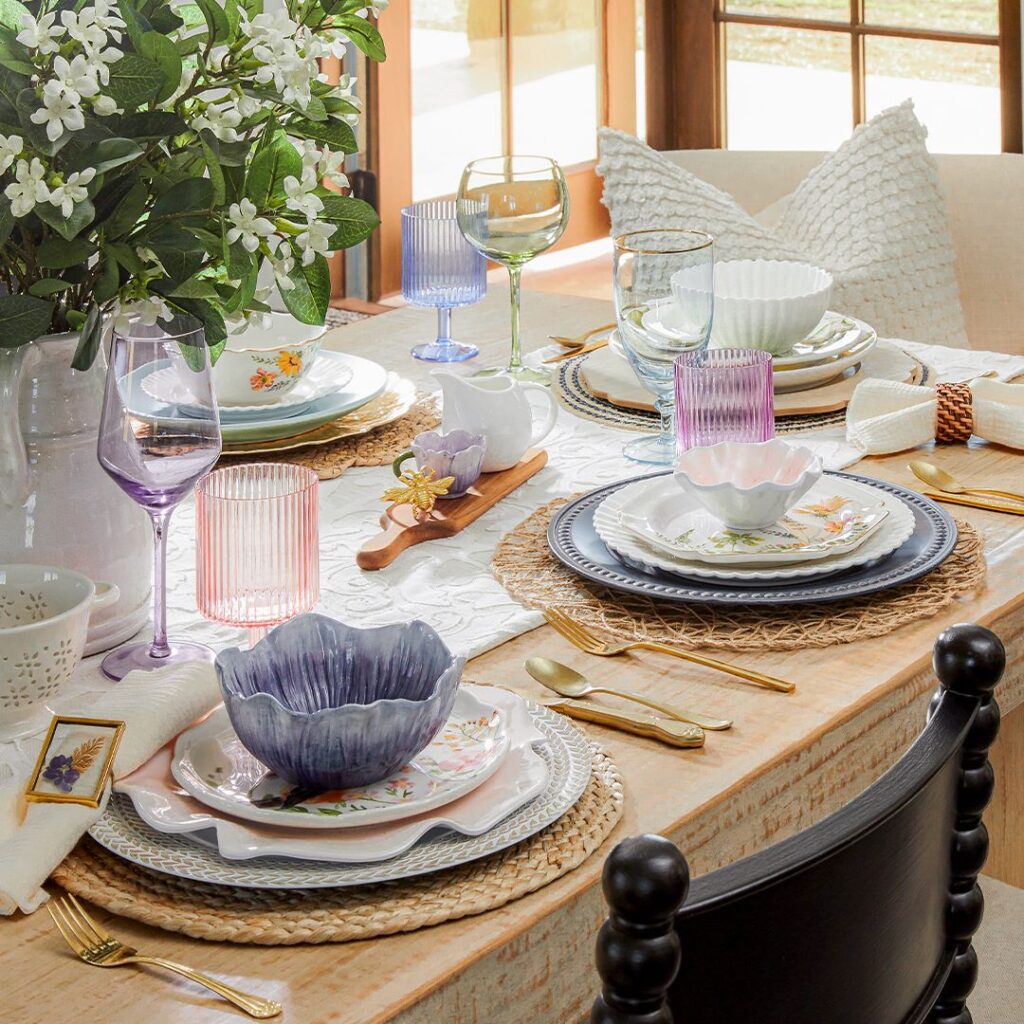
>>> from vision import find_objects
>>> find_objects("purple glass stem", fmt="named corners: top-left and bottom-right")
top-left (150, 508), bottom-right (172, 659)
top-left (674, 348), bottom-right (775, 452)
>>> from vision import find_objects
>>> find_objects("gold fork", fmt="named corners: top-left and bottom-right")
top-left (548, 322), bottom-right (617, 348)
top-left (47, 893), bottom-right (282, 1019)
top-left (544, 608), bottom-right (795, 694)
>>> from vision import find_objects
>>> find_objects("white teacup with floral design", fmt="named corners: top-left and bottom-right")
top-left (213, 312), bottom-right (326, 406)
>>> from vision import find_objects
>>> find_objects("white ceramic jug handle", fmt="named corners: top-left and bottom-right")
top-left (91, 582), bottom-right (120, 615)
top-left (520, 382), bottom-right (559, 449)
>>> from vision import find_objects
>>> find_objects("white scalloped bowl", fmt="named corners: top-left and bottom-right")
top-left (673, 439), bottom-right (823, 530)
top-left (675, 259), bottom-right (832, 355)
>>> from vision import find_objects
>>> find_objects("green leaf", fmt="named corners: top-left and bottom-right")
top-left (223, 0), bottom-right (241, 34)
top-left (35, 197), bottom-right (96, 241)
top-left (320, 195), bottom-right (380, 249)
top-left (0, 0), bottom-right (29, 33)
top-left (71, 137), bottom-right (143, 175)
top-left (106, 53), bottom-right (164, 109)
top-left (0, 65), bottom-right (24, 120)
top-left (71, 304), bottom-right (104, 371)
top-left (281, 255), bottom-right (330, 325)
top-left (222, 237), bottom-right (253, 283)
top-left (334, 13), bottom-right (386, 62)
top-left (146, 223), bottom-right (207, 281)
top-left (104, 241), bottom-right (147, 275)
top-left (168, 275), bottom-right (220, 299)
top-left (245, 131), bottom-right (300, 208)
top-left (118, 109), bottom-right (187, 140)
top-left (116, 0), bottom-right (152, 49)
top-left (93, 256), bottom-right (121, 303)
top-left (169, 295), bottom-right (227, 345)
top-left (37, 237), bottom-right (96, 270)
top-left (27, 278), bottom-right (70, 297)
top-left (0, 203), bottom-right (12, 246)
top-left (0, 294), bottom-right (54, 348)
top-left (139, 31), bottom-right (182, 104)
top-left (195, 0), bottom-right (229, 42)
top-left (150, 177), bottom-right (214, 224)
top-left (322, 96), bottom-right (360, 116)
top-left (286, 116), bottom-right (357, 154)
top-left (100, 180), bottom-right (149, 239)
top-left (199, 133), bottom-right (225, 206)
top-left (0, 27), bottom-right (33, 75)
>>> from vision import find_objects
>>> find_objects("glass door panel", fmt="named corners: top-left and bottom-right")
top-left (865, 1), bottom-right (998, 35)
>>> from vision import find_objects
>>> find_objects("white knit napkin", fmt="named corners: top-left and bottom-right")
top-left (0, 662), bottom-right (220, 915)
top-left (846, 377), bottom-right (1024, 454)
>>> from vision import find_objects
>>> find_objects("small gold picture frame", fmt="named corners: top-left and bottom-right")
top-left (24, 716), bottom-right (125, 809)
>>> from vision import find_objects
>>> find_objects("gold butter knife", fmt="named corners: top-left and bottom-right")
top-left (542, 339), bottom-right (610, 364)
top-left (490, 685), bottom-right (705, 748)
top-left (923, 491), bottom-right (1024, 517)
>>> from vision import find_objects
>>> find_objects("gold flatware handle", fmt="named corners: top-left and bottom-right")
top-left (923, 492), bottom-right (1024, 517)
top-left (963, 486), bottom-right (1024, 503)
top-left (635, 641), bottom-right (795, 693)
top-left (549, 322), bottom-right (617, 347)
top-left (543, 339), bottom-right (609, 364)
top-left (131, 957), bottom-right (282, 1018)
top-left (543, 696), bottom-right (705, 747)
top-left (589, 685), bottom-right (732, 730)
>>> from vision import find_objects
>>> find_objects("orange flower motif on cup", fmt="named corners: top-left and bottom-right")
top-left (276, 351), bottom-right (303, 376)
top-left (250, 368), bottom-right (277, 391)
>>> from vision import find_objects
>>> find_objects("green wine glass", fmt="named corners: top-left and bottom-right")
top-left (457, 155), bottom-right (570, 383)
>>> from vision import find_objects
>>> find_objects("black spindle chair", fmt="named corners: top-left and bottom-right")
top-left (592, 623), bottom-right (1006, 1024)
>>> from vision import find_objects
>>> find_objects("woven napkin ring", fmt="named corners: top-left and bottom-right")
top-left (935, 383), bottom-right (974, 443)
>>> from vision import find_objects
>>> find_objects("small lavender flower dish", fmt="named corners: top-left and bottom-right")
top-left (214, 614), bottom-right (465, 790)
top-left (393, 429), bottom-right (487, 498)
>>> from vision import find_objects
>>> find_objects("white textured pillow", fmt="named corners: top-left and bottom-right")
top-left (597, 102), bottom-right (969, 348)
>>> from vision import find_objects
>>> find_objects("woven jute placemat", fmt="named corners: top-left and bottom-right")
top-left (492, 498), bottom-right (986, 652)
top-left (51, 745), bottom-right (622, 946)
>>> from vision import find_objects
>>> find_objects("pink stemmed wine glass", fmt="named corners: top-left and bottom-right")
top-left (674, 348), bottom-right (775, 452)
top-left (97, 315), bottom-right (222, 681)
top-left (195, 464), bottom-right (319, 647)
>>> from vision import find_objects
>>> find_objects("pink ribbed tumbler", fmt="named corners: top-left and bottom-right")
top-left (196, 464), bottom-right (319, 646)
top-left (674, 349), bottom-right (775, 453)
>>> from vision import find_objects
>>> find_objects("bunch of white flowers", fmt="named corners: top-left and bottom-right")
top-left (0, 0), bottom-right (385, 368)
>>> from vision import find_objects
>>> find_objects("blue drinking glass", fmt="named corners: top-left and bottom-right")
top-left (402, 199), bottom-right (486, 362)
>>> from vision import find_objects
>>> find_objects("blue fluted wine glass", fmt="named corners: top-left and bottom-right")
top-left (402, 199), bottom-right (487, 362)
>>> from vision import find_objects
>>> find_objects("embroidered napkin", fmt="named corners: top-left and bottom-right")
top-left (0, 662), bottom-right (220, 915)
top-left (846, 377), bottom-right (1024, 454)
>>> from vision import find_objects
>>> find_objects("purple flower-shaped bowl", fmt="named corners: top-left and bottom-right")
top-left (411, 430), bottom-right (486, 497)
top-left (215, 614), bottom-right (465, 791)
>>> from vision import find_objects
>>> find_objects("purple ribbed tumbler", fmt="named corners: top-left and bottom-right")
top-left (674, 348), bottom-right (775, 453)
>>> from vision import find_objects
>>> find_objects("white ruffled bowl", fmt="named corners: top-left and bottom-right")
top-left (673, 439), bottom-right (823, 531)
top-left (674, 259), bottom-right (832, 355)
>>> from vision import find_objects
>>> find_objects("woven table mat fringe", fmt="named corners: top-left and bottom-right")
top-left (218, 392), bottom-right (441, 481)
top-left (491, 497), bottom-right (986, 652)
top-left (50, 744), bottom-right (622, 946)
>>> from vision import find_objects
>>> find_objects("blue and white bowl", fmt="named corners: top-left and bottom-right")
top-left (215, 614), bottom-right (465, 790)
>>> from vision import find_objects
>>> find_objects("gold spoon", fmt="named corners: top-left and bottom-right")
top-left (548, 322), bottom-right (617, 349)
top-left (525, 657), bottom-right (733, 731)
top-left (908, 460), bottom-right (1024, 504)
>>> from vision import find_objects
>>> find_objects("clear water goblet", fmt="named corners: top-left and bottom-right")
top-left (457, 155), bottom-right (570, 383)
top-left (195, 463), bottom-right (319, 648)
top-left (402, 199), bottom-right (487, 362)
top-left (613, 229), bottom-right (715, 464)
top-left (97, 315), bottom-right (222, 680)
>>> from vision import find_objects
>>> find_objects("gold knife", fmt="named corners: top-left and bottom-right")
top-left (542, 339), bottom-right (610, 364)
top-left (487, 685), bottom-right (705, 748)
top-left (923, 491), bottom-right (1024, 517)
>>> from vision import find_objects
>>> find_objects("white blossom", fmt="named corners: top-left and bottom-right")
top-left (191, 100), bottom-right (242, 143)
top-left (5, 158), bottom-right (50, 218)
top-left (53, 55), bottom-right (102, 102)
top-left (0, 133), bottom-right (23, 176)
top-left (319, 148), bottom-right (349, 189)
top-left (30, 81), bottom-right (85, 142)
top-left (92, 94), bottom-right (119, 117)
top-left (283, 175), bottom-right (324, 220)
top-left (48, 168), bottom-right (96, 217)
top-left (295, 220), bottom-right (333, 266)
top-left (17, 12), bottom-right (63, 55)
top-left (271, 250), bottom-right (296, 290)
top-left (226, 199), bottom-right (277, 253)
top-left (115, 297), bottom-right (173, 333)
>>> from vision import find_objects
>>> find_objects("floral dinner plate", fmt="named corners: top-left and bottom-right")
top-left (171, 689), bottom-right (509, 830)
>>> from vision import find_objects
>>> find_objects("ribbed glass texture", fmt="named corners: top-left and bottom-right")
top-left (195, 464), bottom-right (319, 637)
top-left (401, 199), bottom-right (486, 308)
top-left (674, 348), bottom-right (775, 452)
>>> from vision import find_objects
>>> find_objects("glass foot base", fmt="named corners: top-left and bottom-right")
top-left (623, 432), bottom-right (676, 466)
top-left (411, 340), bottom-right (479, 362)
top-left (473, 364), bottom-right (552, 385)
top-left (101, 640), bottom-right (217, 681)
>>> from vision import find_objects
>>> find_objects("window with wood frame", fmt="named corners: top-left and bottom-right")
top-left (645, 0), bottom-right (1022, 154)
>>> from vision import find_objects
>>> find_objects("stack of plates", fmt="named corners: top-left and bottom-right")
top-left (93, 686), bottom-right (592, 889)
top-left (548, 471), bottom-right (957, 607)
top-left (135, 351), bottom-right (415, 453)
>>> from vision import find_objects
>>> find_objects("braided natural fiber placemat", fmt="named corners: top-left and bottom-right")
top-left (51, 745), bottom-right (622, 945)
top-left (492, 498), bottom-right (986, 652)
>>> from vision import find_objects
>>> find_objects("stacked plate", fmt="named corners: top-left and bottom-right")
top-left (548, 471), bottom-right (957, 607)
top-left (92, 685), bottom-right (593, 889)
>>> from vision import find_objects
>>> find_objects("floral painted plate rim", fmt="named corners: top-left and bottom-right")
top-left (606, 476), bottom-right (893, 565)
top-left (171, 688), bottom-right (510, 831)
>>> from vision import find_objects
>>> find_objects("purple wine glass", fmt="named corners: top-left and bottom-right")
top-left (97, 315), bottom-right (222, 680)
top-left (674, 348), bottom-right (775, 453)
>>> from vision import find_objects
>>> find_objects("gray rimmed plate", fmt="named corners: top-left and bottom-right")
top-left (547, 471), bottom-right (957, 606)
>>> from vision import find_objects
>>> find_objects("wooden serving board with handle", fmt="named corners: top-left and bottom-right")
top-left (357, 449), bottom-right (548, 570)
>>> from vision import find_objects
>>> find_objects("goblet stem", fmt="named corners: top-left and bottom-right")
top-left (435, 306), bottom-right (453, 349)
top-left (149, 508), bottom-right (173, 660)
top-left (655, 393), bottom-right (676, 452)
top-left (507, 264), bottom-right (523, 372)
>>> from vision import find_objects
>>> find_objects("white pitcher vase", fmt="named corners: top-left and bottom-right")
top-left (0, 332), bottom-right (151, 654)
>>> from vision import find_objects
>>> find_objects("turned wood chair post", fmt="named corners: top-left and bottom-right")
top-left (930, 623), bottom-right (1005, 1024)
top-left (592, 834), bottom-right (690, 1024)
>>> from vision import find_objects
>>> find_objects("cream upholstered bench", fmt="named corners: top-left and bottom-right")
top-left (660, 151), bottom-right (1024, 357)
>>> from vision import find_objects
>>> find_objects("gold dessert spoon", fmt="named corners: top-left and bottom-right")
top-left (909, 460), bottom-right (1024, 504)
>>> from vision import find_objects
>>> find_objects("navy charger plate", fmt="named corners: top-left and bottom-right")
top-left (546, 471), bottom-right (958, 607)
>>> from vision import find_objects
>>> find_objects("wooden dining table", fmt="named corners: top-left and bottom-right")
top-left (5, 289), bottom-right (1023, 1024)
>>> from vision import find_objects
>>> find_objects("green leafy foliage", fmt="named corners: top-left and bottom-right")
top-left (0, 295), bottom-right (55, 348)
top-left (139, 32), bottom-right (183, 104)
top-left (246, 130), bottom-right (301, 208)
top-left (320, 195), bottom-right (380, 249)
top-left (281, 255), bottom-right (331, 325)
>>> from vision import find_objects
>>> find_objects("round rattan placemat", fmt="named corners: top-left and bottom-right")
top-left (51, 744), bottom-right (622, 945)
top-left (492, 498), bottom-right (986, 652)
